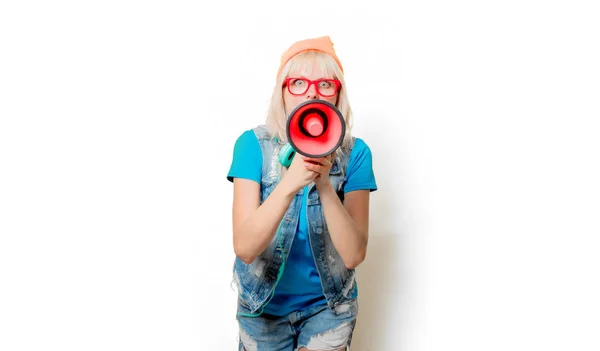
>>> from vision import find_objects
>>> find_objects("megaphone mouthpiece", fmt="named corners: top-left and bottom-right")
top-left (303, 114), bottom-right (324, 137)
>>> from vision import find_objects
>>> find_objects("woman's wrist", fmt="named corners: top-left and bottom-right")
top-left (276, 176), bottom-right (299, 199)
top-left (316, 181), bottom-right (336, 200)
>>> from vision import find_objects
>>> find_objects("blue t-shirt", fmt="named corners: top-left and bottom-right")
top-left (227, 130), bottom-right (377, 316)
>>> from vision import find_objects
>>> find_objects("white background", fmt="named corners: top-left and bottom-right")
top-left (1, 1), bottom-right (599, 350)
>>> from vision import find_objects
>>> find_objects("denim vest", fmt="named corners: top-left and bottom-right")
top-left (233, 124), bottom-right (358, 315)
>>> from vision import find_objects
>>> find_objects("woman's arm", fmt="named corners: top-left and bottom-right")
top-left (303, 154), bottom-right (372, 269)
top-left (317, 185), bottom-right (370, 269)
top-left (232, 178), bottom-right (295, 264)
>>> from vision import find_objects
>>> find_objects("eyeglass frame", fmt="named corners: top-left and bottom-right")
top-left (282, 77), bottom-right (342, 97)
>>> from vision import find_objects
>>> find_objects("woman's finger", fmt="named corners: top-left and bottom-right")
top-left (302, 156), bottom-right (331, 167)
top-left (304, 162), bottom-right (323, 174)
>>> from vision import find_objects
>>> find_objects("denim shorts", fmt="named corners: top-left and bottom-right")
top-left (236, 299), bottom-right (358, 351)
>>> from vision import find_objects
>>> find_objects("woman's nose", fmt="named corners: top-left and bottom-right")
top-left (305, 83), bottom-right (319, 99)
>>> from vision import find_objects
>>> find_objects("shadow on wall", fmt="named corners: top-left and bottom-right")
top-left (351, 230), bottom-right (407, 350)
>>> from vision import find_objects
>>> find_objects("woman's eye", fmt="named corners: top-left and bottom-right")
top-left (319, 81), bottom-right (332, 88)
top-left (293, 79), bottom-right (306, 86)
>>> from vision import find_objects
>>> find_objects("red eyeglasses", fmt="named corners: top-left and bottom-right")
top-left (283, 77), bottom-right (342, 97)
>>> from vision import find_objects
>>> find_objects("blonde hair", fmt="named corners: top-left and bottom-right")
top-left (264, 50), bottom-right (354, 158)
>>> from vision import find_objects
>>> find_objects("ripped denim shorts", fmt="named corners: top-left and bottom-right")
top-left (236, 299), bottom-right (358, 351)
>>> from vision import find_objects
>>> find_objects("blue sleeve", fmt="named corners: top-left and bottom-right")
top-left (226, 130), bottom-right (262, 183)
top-left (345, 138), bottom-right (377, 193)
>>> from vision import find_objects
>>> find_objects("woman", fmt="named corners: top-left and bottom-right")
top-left (227, 36), bottom-right (377, 351)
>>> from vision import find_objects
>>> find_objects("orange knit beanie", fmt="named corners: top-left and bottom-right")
top-left (276, 36), bottom-right (344, 80)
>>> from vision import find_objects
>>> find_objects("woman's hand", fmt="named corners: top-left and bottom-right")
top-left (302, 155), bottom-right (333, 190)
top-left (280, 152), bottom-right (319, 194)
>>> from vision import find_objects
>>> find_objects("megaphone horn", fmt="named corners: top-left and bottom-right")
top-left (286, 100), bottom-right (346, 159)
